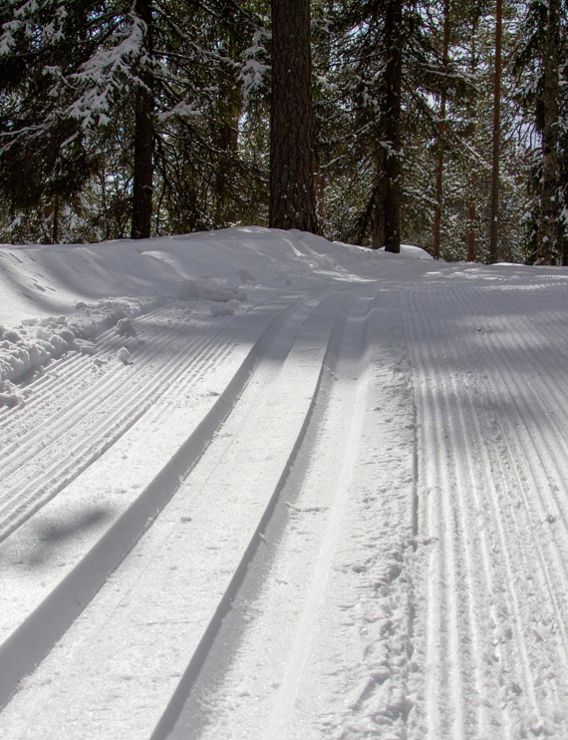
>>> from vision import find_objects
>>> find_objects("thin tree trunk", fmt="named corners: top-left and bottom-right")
top-left (488, 0), bottom-right (503, 263)
top-left (466, 199), bottom-right (476, 261)
top-left (372, 149), bottom-right (385, 247)
top-left (52, 195), bottom-right (59, 244)
top-left (269, 0), bottom-right (317, 233)
top-left (538, 0), bottom-right (560, 264)
top-left (432, 0), bottom-right (450, 259)
top-left (131, 0), bottom-right (154, 240)
top-left (215, 31), bottom-right (241, 226)
top-left (383, 0), bottom-right (403, 254)
top-left (465, 17), bottom-right (479, 262)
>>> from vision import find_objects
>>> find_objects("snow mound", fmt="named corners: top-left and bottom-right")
top-left (179, 279), bottom-right (246, 304)
top-left (379, 244), bottom-right (433, 260)
top-left (0, 298), bottom-right (153, 385)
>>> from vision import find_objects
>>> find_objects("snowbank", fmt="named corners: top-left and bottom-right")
top-left (0, 227), bottom-right (457, 397)
top-left (378, 244), bottom-right (434, 260)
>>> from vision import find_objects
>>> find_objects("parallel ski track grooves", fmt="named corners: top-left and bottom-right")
top-left (161, 289), bottom-right (400, 740)
top-left (456, 286), bottom-right (568, 673)
top-left (406, 283), bottom-right (568, 738)
top-left (0, 304), bottom-right (180, 457)
top-left (0, 316), bottom-right (235, 542)
top-left (0, 303), bottom-right (172, 437)
top-left (407, 287), bottom-right (531, 738)
top-left (0, 304), bottom-right (273, 542)
top-left (0, 305), bottom-right (222, 471)
top-left (448, 284), bottom-right (568, 733)
top-left (406, 289), bottom-right (476, 738)
top-left (0, 296), bottom-right (305, 713)
top-left (454, 284), bottom-right (568, 669)
top-left (149, 293), bottom-right (349, 740)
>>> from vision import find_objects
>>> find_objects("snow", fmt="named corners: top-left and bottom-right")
top-left (378, 243), bottom-right (434, 259)
top-left (2, 227), bottom-right (568, 738)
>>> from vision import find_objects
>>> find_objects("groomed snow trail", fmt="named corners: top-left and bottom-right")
top-left (405, 276), bottom-right (568, 739)
top-left (3, 234), bottom-right (568, 739)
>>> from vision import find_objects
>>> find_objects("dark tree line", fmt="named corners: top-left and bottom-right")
top-left (0, 0), bottom-right (566, 264)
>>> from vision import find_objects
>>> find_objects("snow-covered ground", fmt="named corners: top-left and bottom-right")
top-left (2, 227), bottom-right (568, 739)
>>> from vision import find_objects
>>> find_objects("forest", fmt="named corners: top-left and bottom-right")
top-left (0, 0), bottom-right (566, 264)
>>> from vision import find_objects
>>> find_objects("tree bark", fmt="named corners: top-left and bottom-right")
top-left (488, 0), bottom-right (503, 263)
top-left (371, 151), bottom-right (386, 248)
top-left (269, 0), bottom-right (317, 233)
top-left (383, 0), bottom-right (403, 253)
top-left (131, 0), bottom-right (154, 240)
top-left (538, 0), bottom-right (560, 264)
top-left (432, 0), bottom-right (450, 259)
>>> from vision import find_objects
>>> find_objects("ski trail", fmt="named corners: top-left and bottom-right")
top-left (0, 299), bottom-right (292, 540)
top-left (0, 295), bottom-right (305, 710)
top-left (0, 294), bottom-right (343, 739)
top-left (168, 287), bottom-right (417, 740)
top-left (405, 283), bottom-right (568, 738)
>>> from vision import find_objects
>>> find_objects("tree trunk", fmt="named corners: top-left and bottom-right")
top-left (432, 0), bottom-right (450, 259)
top-left (52, 195), bottom-right (59, 244)
top-left (488, 0), bottom-right (503, 263)
top-left (269, 0), bottom-right (317, 233)
top-left (538, 0), bottom-right (560, 264)
top-left (215, 30), bottom-right (242, 227)
top-left (371, 153), bottom-right (386, 249)
top-left (466, 199), bottom-right (476, 261)
top-left (383, 0), bottom-right (403, 253)
top-left (131, 0), bottom-right (154, 240)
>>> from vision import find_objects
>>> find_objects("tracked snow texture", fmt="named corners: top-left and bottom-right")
top-left (1, 227), bottom-right (568, 738)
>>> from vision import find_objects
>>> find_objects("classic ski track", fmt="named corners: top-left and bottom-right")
top-left (426, 287), bottom-right (548, 733)
top-left (0, 305), bottom-right (221, 474)
top-left (0, 303), bottom-right (279, 541)
top-left (406, 290), bottom-right (474, 738)
top-left (170, 287), bottom-right (417, 740)
top-left (251, 291), bottom-right (374, 740)
top-left (456, 286), bottom-right (568, 666)
top-left (0, 304), bottom-right (185, 464)
top-left (0, 336), bottom-right (228, 539)
top-left (0, 292), bottom-right (344, 740)
top-left (0, 294), bottom-right (310, 713)
top-left (407, 283), bottom-right (568, 738)
top-left (455, 285), bottom-right (568, 657)
top-left (449, 285), bottom-right (568, 732)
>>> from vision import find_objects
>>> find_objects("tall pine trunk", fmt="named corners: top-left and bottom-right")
top-left (538, 0), bottom-right (560, 264)
top-left (488, 0), bottom-right (503, 263)
top-left (465, 17), bottom-right (479, 262)
top-left (432, 0), bottom-right (450, 259)
top-left (131, 0), bottom-right (154, 240)
top-left (383, 0), bottom-right (403, 254)
top-left (269, 0), bottom-right (317, 233)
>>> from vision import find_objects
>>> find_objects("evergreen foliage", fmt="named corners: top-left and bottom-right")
top-left (0, 0), bottom-right (566, 265)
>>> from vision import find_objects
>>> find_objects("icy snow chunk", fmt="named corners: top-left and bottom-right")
top-left (0, 379), bottom-right (24, 408)
top-left (116, 317), bottom-right (137, 337)
top-left (179, 279), bottom-right (246, 303)
top-left (73, 339), bottom-right (96, 355)
top-left (238, 268), bottom-right (256, 284)
top-left (210, 303), bottom-right (236, 318)
top-left (117, 347), bottom-right (132, 365)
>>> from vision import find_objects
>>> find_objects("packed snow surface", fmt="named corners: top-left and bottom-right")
top-left (1, 226), bottom-right (568, 739)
